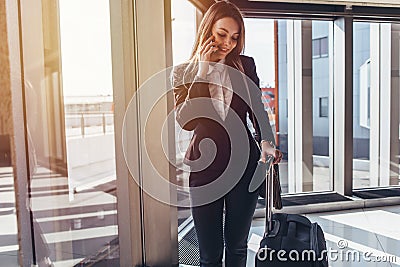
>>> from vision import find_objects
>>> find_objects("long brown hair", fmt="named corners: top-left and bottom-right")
top-left (184, 0), bottom-right (245, 80)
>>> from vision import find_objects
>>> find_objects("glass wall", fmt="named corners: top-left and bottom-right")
top-left (171, 13), bottom-right (337, 207)
top-left (244, 19), bottom-right (334, 194)
top-left (311, 20), bottom-right (333, 192)
top-left (170, 8), bottom-right (400, 200)
top-left (20, 0), bottom-right (119, 265)
top-left (352, 22), bottom-right (400, 190)
top-left (352, 22), bottom-right (372, 189)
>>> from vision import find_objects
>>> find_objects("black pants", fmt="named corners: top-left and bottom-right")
top-left (189, 162), bottom-right (259, 267)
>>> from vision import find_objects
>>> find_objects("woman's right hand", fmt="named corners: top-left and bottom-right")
top-left (260, 141), bottom-right (283, 164)
top-left (197, 35), bottom-right (218, 78)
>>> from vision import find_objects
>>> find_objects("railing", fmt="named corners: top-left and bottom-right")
top-left (65, 111), bottom-right (114, 137)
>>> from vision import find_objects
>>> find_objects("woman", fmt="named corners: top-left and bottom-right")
top-left (172, 1), bottom-right (282, 266)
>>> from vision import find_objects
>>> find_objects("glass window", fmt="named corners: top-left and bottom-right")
top-left (21, 0), bottom-right (119, 265)
top-left (313, 37), bottom-right (328, 58)
top-left (244, 18), bottom-right (276, 89)
top-left (277, 20), bottom-right (334, 193)
top-left (352, 22), bottom-right (371, 190)
top-left (319, 97), bottom-right (328, 117)
top-left (320, 37), bottom-right (329, 57)
top-left (311, 21), bottom-right (332, 192)
top-left (353, 22), bottom-right (400, 190)
top-left (233, 19), bottom-right (335, 195)
top-left (244, 17), bottom-right (276, 135)
top-left (286, 99), bottom-right (289, 118)
top-left (313, 38), bottom-right (321, 58)
top-left (172, 0), bottom-right (197, 66)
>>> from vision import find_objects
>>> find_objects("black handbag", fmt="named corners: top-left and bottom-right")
top-left (249, 145), bottom-right (282, 209)
top-left (259, 163), bottom-right (282, 209)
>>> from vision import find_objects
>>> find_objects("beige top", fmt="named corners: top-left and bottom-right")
top-left (206, 59), bottom-right (233, 121)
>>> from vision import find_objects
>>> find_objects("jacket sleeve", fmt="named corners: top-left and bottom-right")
top-left (171, 64), bottom-right (209, 131)
top-left (245, 57), bottom-right (276, 146)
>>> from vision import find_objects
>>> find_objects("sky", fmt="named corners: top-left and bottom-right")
top-left (59, 0), bottom-right (275, 96)
top-left (243, 18), bottom-right (275, 88)
top-left (59, 0), bottom-right (113, 97)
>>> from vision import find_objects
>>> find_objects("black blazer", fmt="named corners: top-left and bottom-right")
top-left (172, 55), bottom-right (275, 175)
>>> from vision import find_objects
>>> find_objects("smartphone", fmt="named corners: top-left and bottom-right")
top-left (209, 34), bottom-right (216, 47)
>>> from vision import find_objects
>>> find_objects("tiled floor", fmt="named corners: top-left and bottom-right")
top-left (179, 205), bottom-right (400, 267)
top-left (247, 205), bottom-right (400, 267)
top-left (3, 163), bottom-right (399, 266)
top-left (0, 167), bottom-right (18, 267)
top-left (0, 166), bottom-right (118, 267)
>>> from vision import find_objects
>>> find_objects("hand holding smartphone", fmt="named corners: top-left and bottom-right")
top-left (197, 34), bottom-right (218, 78)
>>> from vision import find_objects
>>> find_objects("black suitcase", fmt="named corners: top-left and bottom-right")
top-left (255, 157), bottom-right (329, 267)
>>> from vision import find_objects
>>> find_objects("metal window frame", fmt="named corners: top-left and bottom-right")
top-left (231, 0), bottom-right (400, 22)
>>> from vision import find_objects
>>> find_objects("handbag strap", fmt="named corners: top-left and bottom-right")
top-left (243, 74), bottom-right (277, 155)
top-left (242, 73), bottom-right (261, 152)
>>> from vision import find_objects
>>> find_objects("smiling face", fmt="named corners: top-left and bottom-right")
top-left (210, 17), bottom-right (240, 62)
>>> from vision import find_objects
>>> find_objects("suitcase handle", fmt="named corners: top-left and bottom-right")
top-left (265, 155), bottom-right (275, 234)
top-left (265, 219), bottom-right (280, 238)
top-left (287, 214), bottom-right (311, 226)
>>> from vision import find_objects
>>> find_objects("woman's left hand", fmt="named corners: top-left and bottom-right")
top-left (260, 141), bottom-right (283, 164)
